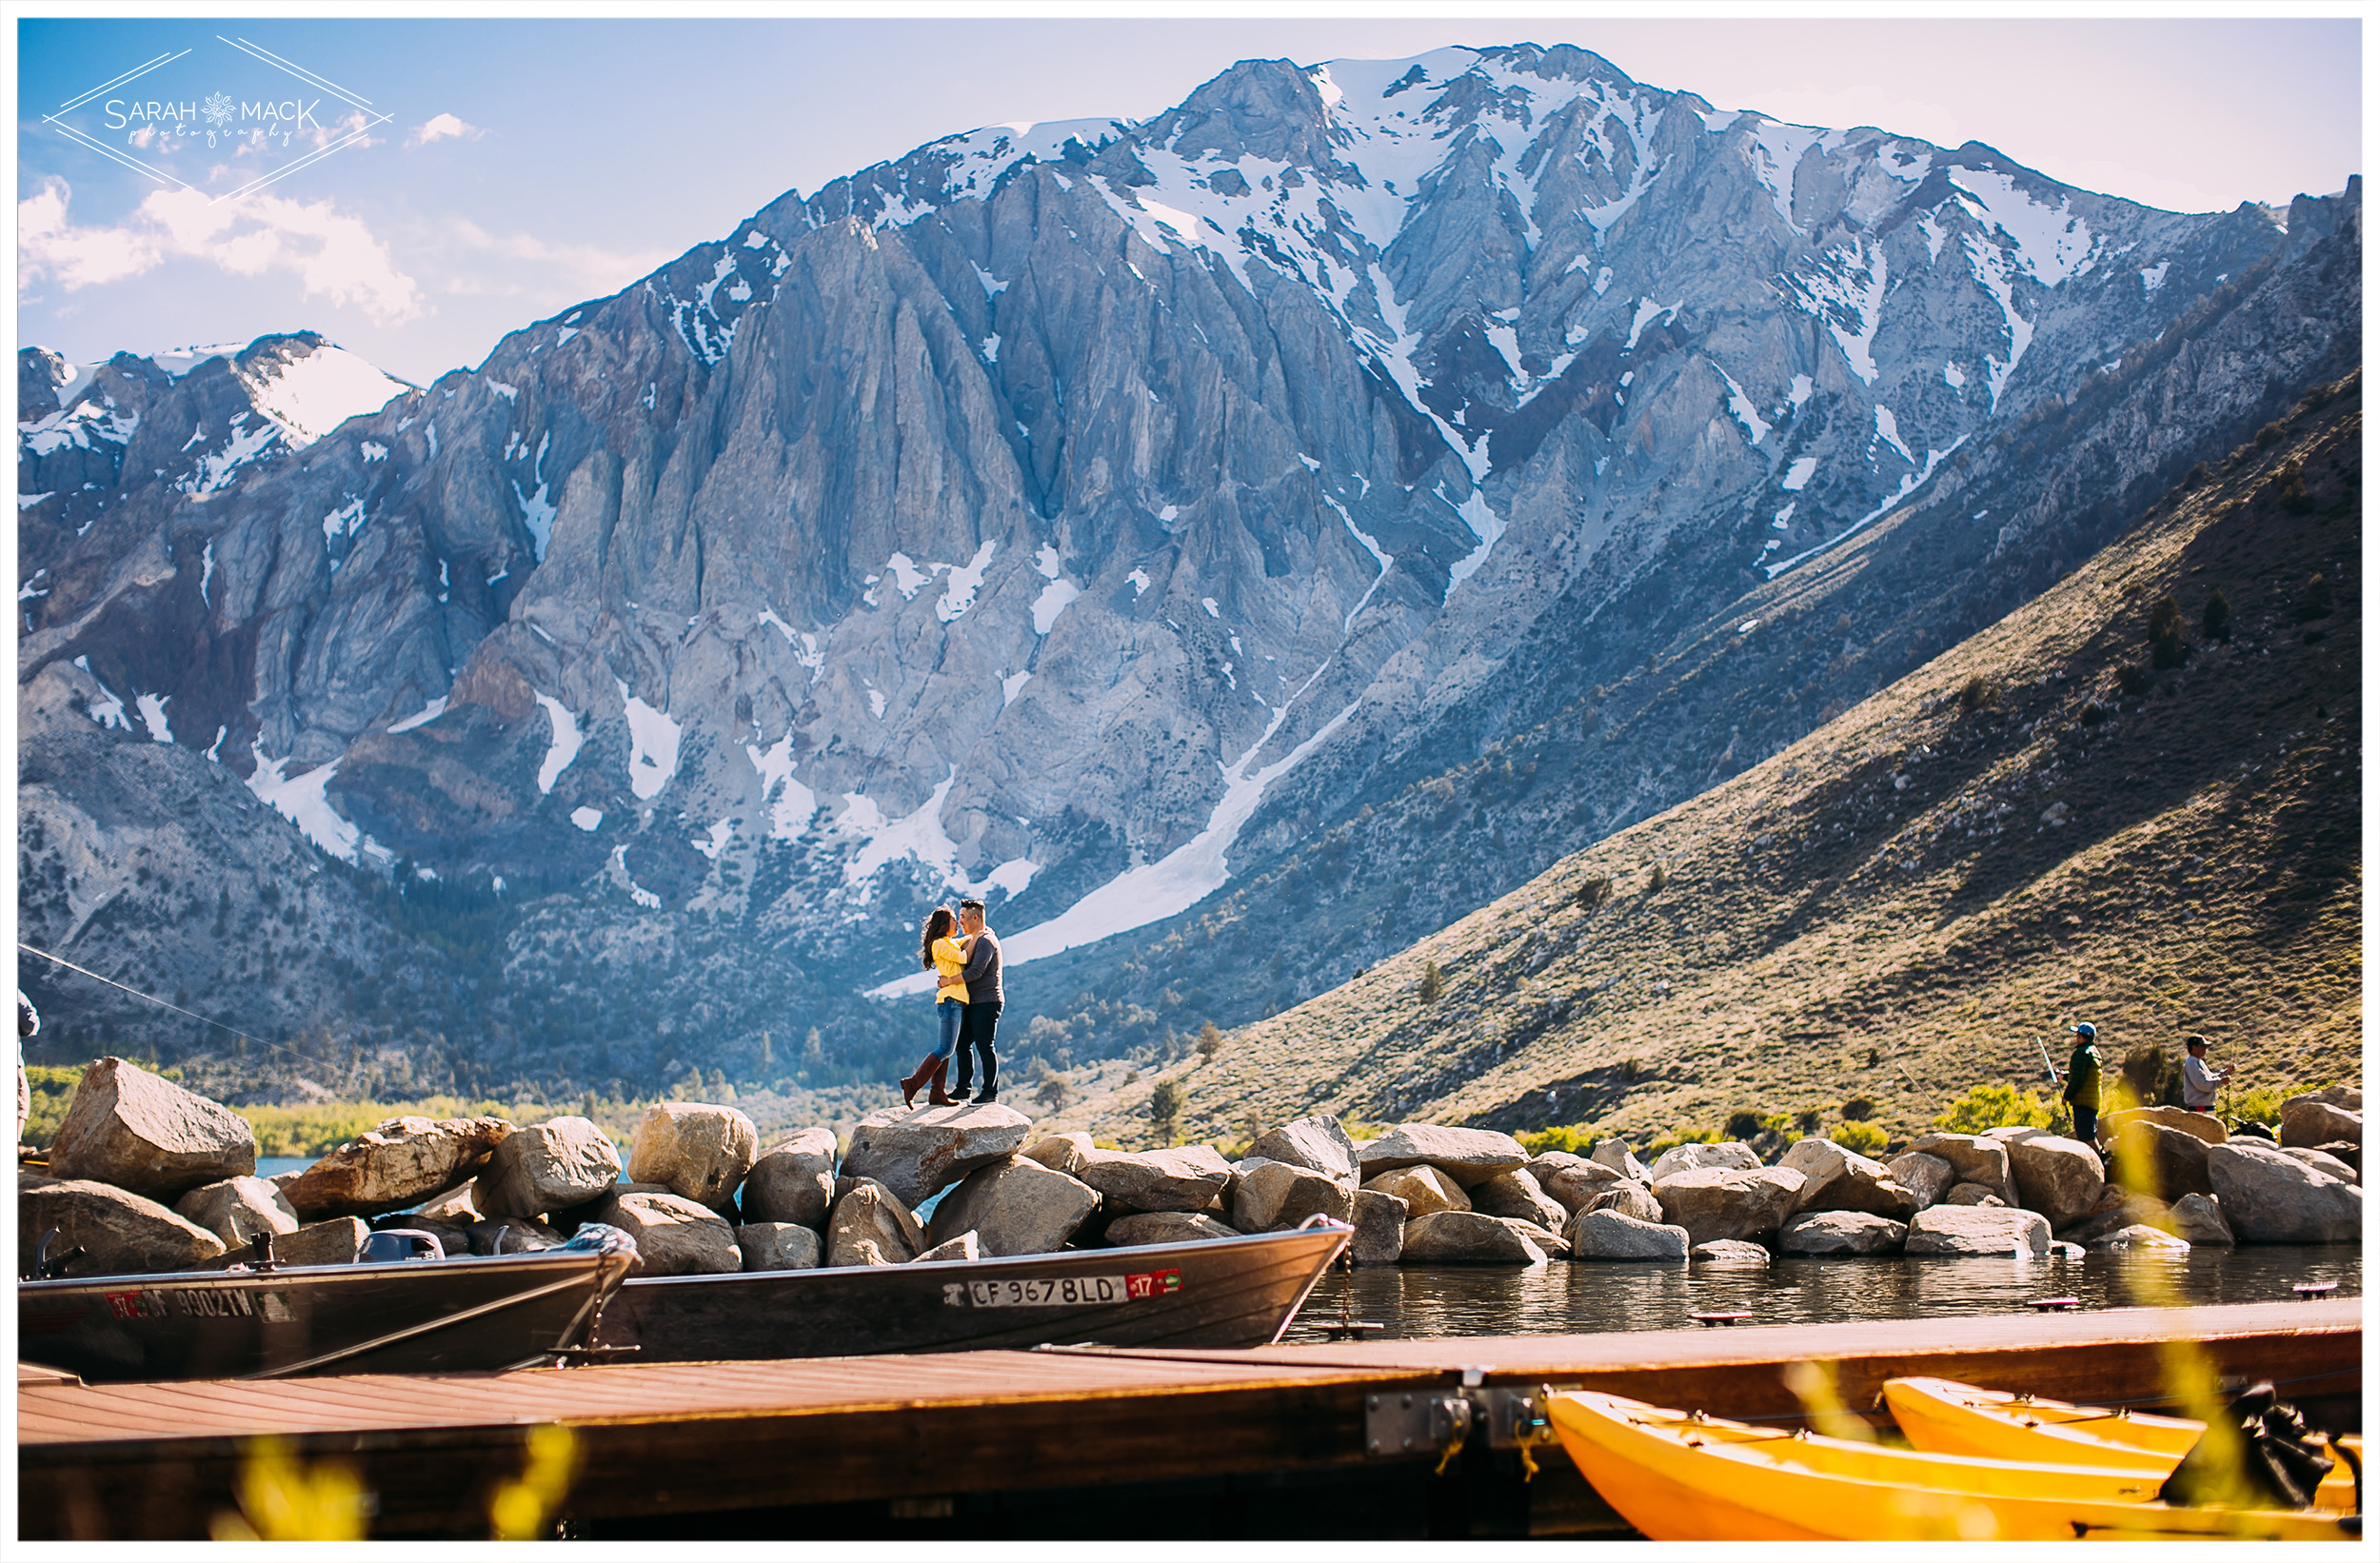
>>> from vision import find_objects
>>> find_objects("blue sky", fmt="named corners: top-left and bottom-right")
top-left (16, 14), bottom-right (2362, 386)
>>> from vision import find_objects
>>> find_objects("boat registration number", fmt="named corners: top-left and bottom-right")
top-left (950, 1270), bottom-right (1180, 1307)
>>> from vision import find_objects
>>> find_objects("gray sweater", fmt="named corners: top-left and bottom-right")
top-left (959, 929), bottom-right (1003, 1003)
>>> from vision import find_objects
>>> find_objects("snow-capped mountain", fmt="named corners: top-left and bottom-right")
top-left (18, 45), bottom-right (2358, 1087)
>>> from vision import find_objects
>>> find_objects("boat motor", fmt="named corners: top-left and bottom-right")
top-left (362, 1228), bottom-right (447, 1263)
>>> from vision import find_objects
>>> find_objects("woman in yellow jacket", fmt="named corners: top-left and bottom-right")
top-left (898, 907), bottom-right (970, 1106)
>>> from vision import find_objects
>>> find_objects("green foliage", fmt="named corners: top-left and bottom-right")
top-left (1196, 1020), bottom-right (1223, 1060)
top-left (241, 1096), bottom-right (533, 1157)
top-left (1832, 1120), bottom-right (1890, 1156)
top-left (1641, 1125), bottom-right (1718, 1157)
top-left (1147, 1077), bottom-right (1185, 1138)
top-left (1418, 959), bottom-right (1445, 1003)
top-left (2147, 595), bottom-right (2190, 669)
top-left (1723, 1109), bottom-right (1761, 1139)
top-left (19, 1064), bottom-right (85, 1148)
top-left (1516, 1122), bottom-right (1597, 1157)
top-left (1792, 1109), bottom-right (1824, 1136)
top-left (1840, 1096), bottom-right (1878, 1122)
top-left (2201, 587), bottom-right (2233, 643)
top-left (1339, 1114), bottom-right (1390, 1142)
top-left (1931, 1082), bottom-right (2054, 1135)
top-left (1956, 674), bottom-right (1998, 714)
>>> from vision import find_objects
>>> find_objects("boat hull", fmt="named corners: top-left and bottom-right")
top-left (17, 1250), bottom-right (626, 1383)
top-left (606, 1226), bottom-right (1348, 1359)
top-left (1884, 1375), bottom-right (2361, 1511)
top-left (1547, 1390), bottom-right (2358, 1542)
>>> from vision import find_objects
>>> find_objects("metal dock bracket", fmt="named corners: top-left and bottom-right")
top-left (1366, 1378), bottom-right (1567, 1468)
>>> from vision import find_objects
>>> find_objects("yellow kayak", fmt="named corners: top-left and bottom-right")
top-left (1546, 1390), bottom-right (2359, 1541)
top-left (1884, 1375), bottom-right (2360, 1512)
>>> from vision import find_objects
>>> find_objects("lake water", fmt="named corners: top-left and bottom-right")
top-left (1282, 1246), bottom-right (2362, 1341)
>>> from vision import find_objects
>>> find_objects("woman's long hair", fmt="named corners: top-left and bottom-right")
top-left (920, 906), bottom-right (955, 969)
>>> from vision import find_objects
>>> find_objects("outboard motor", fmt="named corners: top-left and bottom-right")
top-left (362, 1228), bottom-right (446, 1263)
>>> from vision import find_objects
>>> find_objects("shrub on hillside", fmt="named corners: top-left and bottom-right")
top-left (1832, 1120), bottom-right (1890, 1157)
top-left (1642, 1126), bottom-right (1720, 1157)
top-left (1577, 876), bottom-right (1614, 911)
top-left (1840, 1096), bottom-right (1878, 1121)
top-left (2202, 587), bottom-right (2233, 643)
top-left (2078, 700), bottom-right (2109, 727)
top-left (1517, 1122), bottom-right (1597, 1157)
top-left (2298, 572), bottom-right (2336, 622)
top-left (1418, 959), bottom-right (1445, 1003)
top-left (1647, 862), bottom-right (1669, 893)
top-left (2116, 665), bottom-right (2152, 698)
top-left (1957, 674), bottom-right (1998, 714)
top-left (1793, 1108), bottom-right (1824, 1135)
top-left (1148, 1078), bottom-right (1185, 1141)
top-left (18, 1064), bottom-right (83, 1148)
top-left (1931, 1082), bottom-right (2054, 1135)
top-left (2147, 596), bottom-right (2191, 669)
top-left (1724, 1109), bottom-right (1762, 1139)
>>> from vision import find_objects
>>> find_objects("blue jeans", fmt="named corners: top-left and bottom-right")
top-left (934, 999), bottom-right (965, 1060)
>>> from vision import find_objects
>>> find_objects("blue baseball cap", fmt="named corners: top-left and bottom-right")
top-left (2069, 1022), bottom-right (2096, 1039)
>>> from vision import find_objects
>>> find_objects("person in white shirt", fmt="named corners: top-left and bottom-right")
top-left (2181, 1035), bottom-right (2231, 1112)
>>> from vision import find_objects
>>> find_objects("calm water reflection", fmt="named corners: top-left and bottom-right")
top-left (1284, 1247), bottom-right (2363, 1341)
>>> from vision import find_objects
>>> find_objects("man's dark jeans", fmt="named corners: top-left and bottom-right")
top-left (2071, 1102), bottom-right (2098, 1144)
top-left (953, 999), bottom-right (1002, 1098)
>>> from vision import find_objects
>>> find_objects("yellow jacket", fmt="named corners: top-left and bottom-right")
top-left (932, 935), bottom-right (970, 1003)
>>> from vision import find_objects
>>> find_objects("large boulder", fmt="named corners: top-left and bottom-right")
top-left (1470, 1169), bottom-right (1569, 1234)
top-left (1361, 1164), bottom-right (1469, 1218)
top-left (627, 1102), bottom-right (759, 1210)
top-left (173, 1176), bottom-right (300, 1247)
top-left (1357, 1124), bottom-right (1527, 1187)
top-left (1020, 1133), bottom-right (1095, 1176)
top-left (605, 1192), bottom-right (742, 1276)
top-left (2007, 1135), bottom-right (2107, 1229)
top-left (735, 1221), bottom-right (823, 1272)
top-left (1350, 1189), bottom-right (1407, 1265)
top-left (1568, 1208), bottom-right (1691, 1261)
top-left (826, 1180), bottom-right (925, 1265)
top-left (2089, 1223), bottom-right (2192, 1253)
top-left (1778, 1211), bottom-right (1908, 1256)
top-left (278, 1116), bottom-right (514, 1219)
top-left (1582, 1179), bottom-right (1664, 1225)
top-left (46, 1058), bottom-right (256, 1201)
top-left (2205, 1141), bottom-right (2364, 1243)
top-left (1778, 1138), bottom-right (1919, 1218)
top-left (1247, 1116), bottom-right (1359, 1183)
top-left (2279, 1147), bottom-right (2358, 1184)
top-left (2168, 1194), bottom-right (2236, 1247)
top-left (468, 1217), bottom-right (563, 1256)
top-left (1906, 1134), bottom-right (2018, 1205)
top-left (2110, 1119), bottom-right (2215, 1203)
top-left (21, 1179), bottom-right (228, 1275)
top-left (2280, 1097), bottom-right (2363, 1149)
top-left (1534, 1158), bottom-right (1625, 1214)
top-left (1652, 1167), bottom-right (1808, 1245)
top-left (1886, 1152), bottom-right (1956, 1210)
top-left (414, 1183), bottom-right (482, 1224)
top-left (1690, 1239), bottom-right (1772, 1265)
top-left (1104, 1211), bottom-right (1240, 1246)
top-left (1400, 1210), bottom-right (1551, 1264)
top-left (1646, 1141), bottom-right (1760, 1183)
top-left (274, 1217), bottom-right (369, 1266)
top-left (1234, 1159), bottom-right (1356, 1230)
top-left (911, 1232), bottom-right (982, 1263)
top-left (2061, 1189), bottom-right (2170, 1246)
top-left (1077, 1144), bottom-right (1233, 1213)
top-left (1589, 1139), bottom-right (1652, 1181)
top-left (474, 1118), bottom-right (622, 1217)
top-left (1905, 1206), bottom-right (2052, 1256)
top-left (927, 1157), bottom-right (1101, 1256)
top-left (1945, 1183), bottom-right (2005, 1206)
top-left (741, 1127), bottom-right (839, 1229)
top-left (2101, 1105), bottom-right (2228, 1147)
top-left (843, 1102), bottom-right (1034, 1207)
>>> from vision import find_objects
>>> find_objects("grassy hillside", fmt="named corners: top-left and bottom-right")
top-left (1052, 373), bottom-right (2361, 1149)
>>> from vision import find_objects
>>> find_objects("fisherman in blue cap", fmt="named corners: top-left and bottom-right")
top-left (2053, 1021), bottom-right (2103, 1145)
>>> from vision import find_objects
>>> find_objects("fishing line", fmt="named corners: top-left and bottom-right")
top-left (16, 941), bottom-right (347, 1075)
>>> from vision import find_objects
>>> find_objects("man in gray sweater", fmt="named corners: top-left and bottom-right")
top-left (952, 899), bottom-right (1002, 1104)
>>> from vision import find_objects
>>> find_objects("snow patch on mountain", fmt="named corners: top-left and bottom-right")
top-left (533, 693), bottom-right (581, 793)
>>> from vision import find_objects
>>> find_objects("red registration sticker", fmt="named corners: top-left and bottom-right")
top-left (1123, 1269), bottom-right (1180, 1299)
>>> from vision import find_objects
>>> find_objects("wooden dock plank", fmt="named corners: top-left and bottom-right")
top-left (18, 1300), bottom-right (2358, 1540)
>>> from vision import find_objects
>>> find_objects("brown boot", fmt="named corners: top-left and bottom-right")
top-left (926, 1058), bottom-right (958, 1107)
top-left (899, 1054), bottom-right (939, 1108)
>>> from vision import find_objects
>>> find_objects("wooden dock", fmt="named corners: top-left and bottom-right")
top-left (19, 1298), bottom-right (2360, 1539)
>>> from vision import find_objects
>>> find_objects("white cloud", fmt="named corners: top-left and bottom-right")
top-left (408, 113), bottom-right (484, 148)
top-left (436, 217), bottom-right (672, 299)
top-left (18, 177), bottom-right (421, 322)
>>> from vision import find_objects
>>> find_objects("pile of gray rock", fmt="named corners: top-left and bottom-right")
top-left (16, 1058), bottom-right (2362, 1279)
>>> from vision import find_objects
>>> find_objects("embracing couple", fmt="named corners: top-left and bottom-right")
top-left (899, 898), bottom-right (1002, 1108)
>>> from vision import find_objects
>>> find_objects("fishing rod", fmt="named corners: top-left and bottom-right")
top-left (16, 941), bottom-right (348, 1076)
